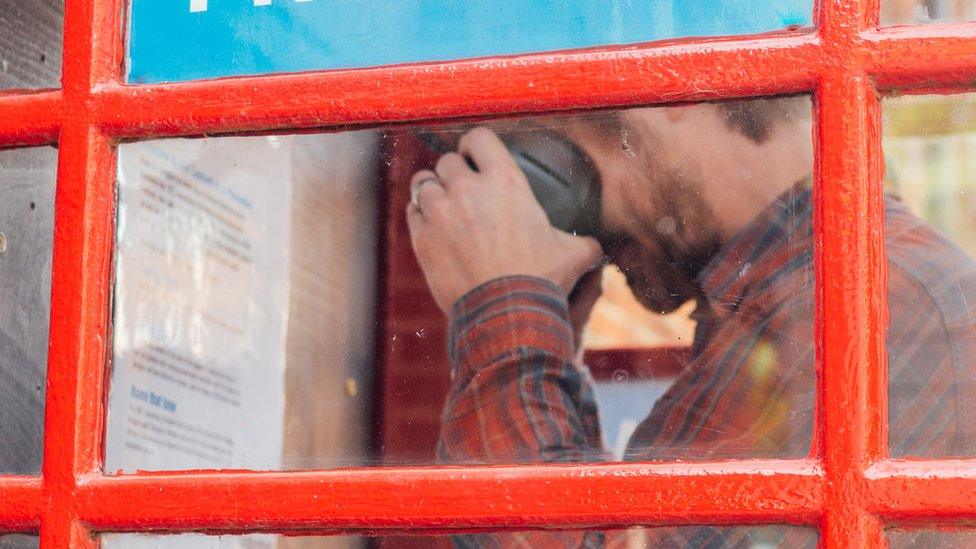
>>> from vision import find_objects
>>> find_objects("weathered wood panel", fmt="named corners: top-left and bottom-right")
top-left (0, 146), bottom-right (57, 475)
top-left (0, 0), bottom-right (63, 89)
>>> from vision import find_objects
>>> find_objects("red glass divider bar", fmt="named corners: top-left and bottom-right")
top-left (37, 0), bottom-right (121, 546)
top-left (816, 1), bottom-right (887, 546)
top-left (88, 32), bottom-right (821, 140)
top-left (0, 91), bottom-right (62, 147)
top-left (5, 23), bottom-right (976, 148)
top-left (0, 477), bottom-right (43, 533)
top-left (73, 462), bottom-right (824, 532)
top-left (0, 0), bottom-right (975, 546)
top-left (868, 460), bottom-right (976, 523)
top-left (866, 23), bottom-right (976, 90)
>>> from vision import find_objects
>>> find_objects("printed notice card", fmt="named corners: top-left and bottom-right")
top-left (106, 137), bottom-right (292, 475)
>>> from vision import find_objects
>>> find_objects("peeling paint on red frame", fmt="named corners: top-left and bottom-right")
top-left (1, 0), bottom-right (976, 546)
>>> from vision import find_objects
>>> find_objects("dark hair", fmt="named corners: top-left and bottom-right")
top-left (719, 96), bottom-right (810, 143)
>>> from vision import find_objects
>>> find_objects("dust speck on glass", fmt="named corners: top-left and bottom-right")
top-left (0, 147), bottom-right (57, 476)
top-left (0, 0), bottom-right (63, 89)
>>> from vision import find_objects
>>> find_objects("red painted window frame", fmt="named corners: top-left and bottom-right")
top-left (1, 0), bottom-right (975, 546)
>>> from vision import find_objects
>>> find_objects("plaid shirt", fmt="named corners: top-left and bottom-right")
top-left (437, 182), bottom-right (976, 547)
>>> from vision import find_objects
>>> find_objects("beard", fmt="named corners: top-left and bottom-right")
top-left (600, 111), bottom-right (725, 314)
top-left (599, 173), bottom-right (722, 315)
top-left (601, 231), bottom-right (708, 314)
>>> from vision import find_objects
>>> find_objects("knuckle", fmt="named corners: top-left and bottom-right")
top-left (460, 126), bottom-right (489, 147)
top-left (469, 126), bottom-right (492, 139)
top-left (435, 152), bottom-right (457, 172)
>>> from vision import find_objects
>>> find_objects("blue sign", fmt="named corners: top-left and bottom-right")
top-left (127, 0), bottom-right (811, 84)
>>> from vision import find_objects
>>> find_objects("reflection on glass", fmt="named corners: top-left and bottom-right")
top-left (127, 0), bottom-right (812, 83)
top-left (108, 96), bottom-right (827, 472)
top-left (0, 535), bottom-right (38, 549)
top-left (0, 0), bottom-right (63, 89)
top-left (889, 529), bottom-right (976, 548)
top-left (102, 527), bottom-right (817, 548)
top-left (883, 93), bottom-right (976, 457)
top-left (0, 147), bottom-right (57, 475)
top-left (882, 0), bottom-right (976, 24)
top-left (106, 135), bottom-right (380, 472)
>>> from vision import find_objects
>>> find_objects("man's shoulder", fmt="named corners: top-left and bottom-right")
top-left (884, 198), bottom-right (976, 332)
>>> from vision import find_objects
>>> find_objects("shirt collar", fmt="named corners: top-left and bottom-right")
top-left (695, 177), bottom-right (814, 322)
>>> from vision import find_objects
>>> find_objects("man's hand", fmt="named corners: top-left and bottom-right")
top-left (406, 127), bottom-right (603, 313)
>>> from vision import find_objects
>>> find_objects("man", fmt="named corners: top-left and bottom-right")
top-left (405, 97), bottom-right (976, 546)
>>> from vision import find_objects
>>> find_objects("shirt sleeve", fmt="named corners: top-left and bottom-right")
top-left (436, 276), bottom-right (609, 548)
top-left (886, 260), bottom-right (963, 457)
top-left (437, 275), bottom-right (606, 465)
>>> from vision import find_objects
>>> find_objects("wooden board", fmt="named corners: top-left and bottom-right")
top-left (0, 0), bottom-right (63, 89)
top-left (0, 147), bottom-right (57, 474)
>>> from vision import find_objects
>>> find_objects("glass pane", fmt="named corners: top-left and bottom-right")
top-left (106, 96), bottom-right (817, 472)
top-left (106, 134), bottom-right (380, 472)
top-left (882, 0), bottom-right (976, 25)
top-left (889, 529), bottom-right (976, 547)
top-left (883, 93), bottom-right (976, 457)
top-left (0, 0), bottom-right (63, 89)
top-left (126, 0), bottom-right (813, 84)
top-left (102, 527), bottom-right (817, 548)
top-left (0, 147), bottom-right (57, 475)
top-left (0, 535), bottom-right (38, 549)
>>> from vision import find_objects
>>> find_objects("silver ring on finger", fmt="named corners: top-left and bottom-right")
top-left (410, 177), bottom-right (441, 212)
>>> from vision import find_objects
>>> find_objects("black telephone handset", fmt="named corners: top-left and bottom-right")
top-left (414, 128), bottom-right (603, 238)
top-left (414, 128), bottom-right (604, 306)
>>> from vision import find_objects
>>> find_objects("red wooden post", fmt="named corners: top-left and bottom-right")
top-left (816, 1), bottom-right (887, 546)
top-left (38, 0), bottom-right (124, 545)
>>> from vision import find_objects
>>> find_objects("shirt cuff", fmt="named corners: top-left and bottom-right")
top-left (448, 275), bottom-right (576, 388)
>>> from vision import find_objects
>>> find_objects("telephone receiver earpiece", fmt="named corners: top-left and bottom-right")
top-left (413, 127), bottom-right (603, 238)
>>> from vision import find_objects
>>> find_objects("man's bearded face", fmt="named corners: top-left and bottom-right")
top-left (540, 107), bottom-right (722, 313)
top-left (590, 109), bottom-right (719, 314)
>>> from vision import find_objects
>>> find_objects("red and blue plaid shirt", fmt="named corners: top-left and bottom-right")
top-left (437, 182), bottom-right (976, 547)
